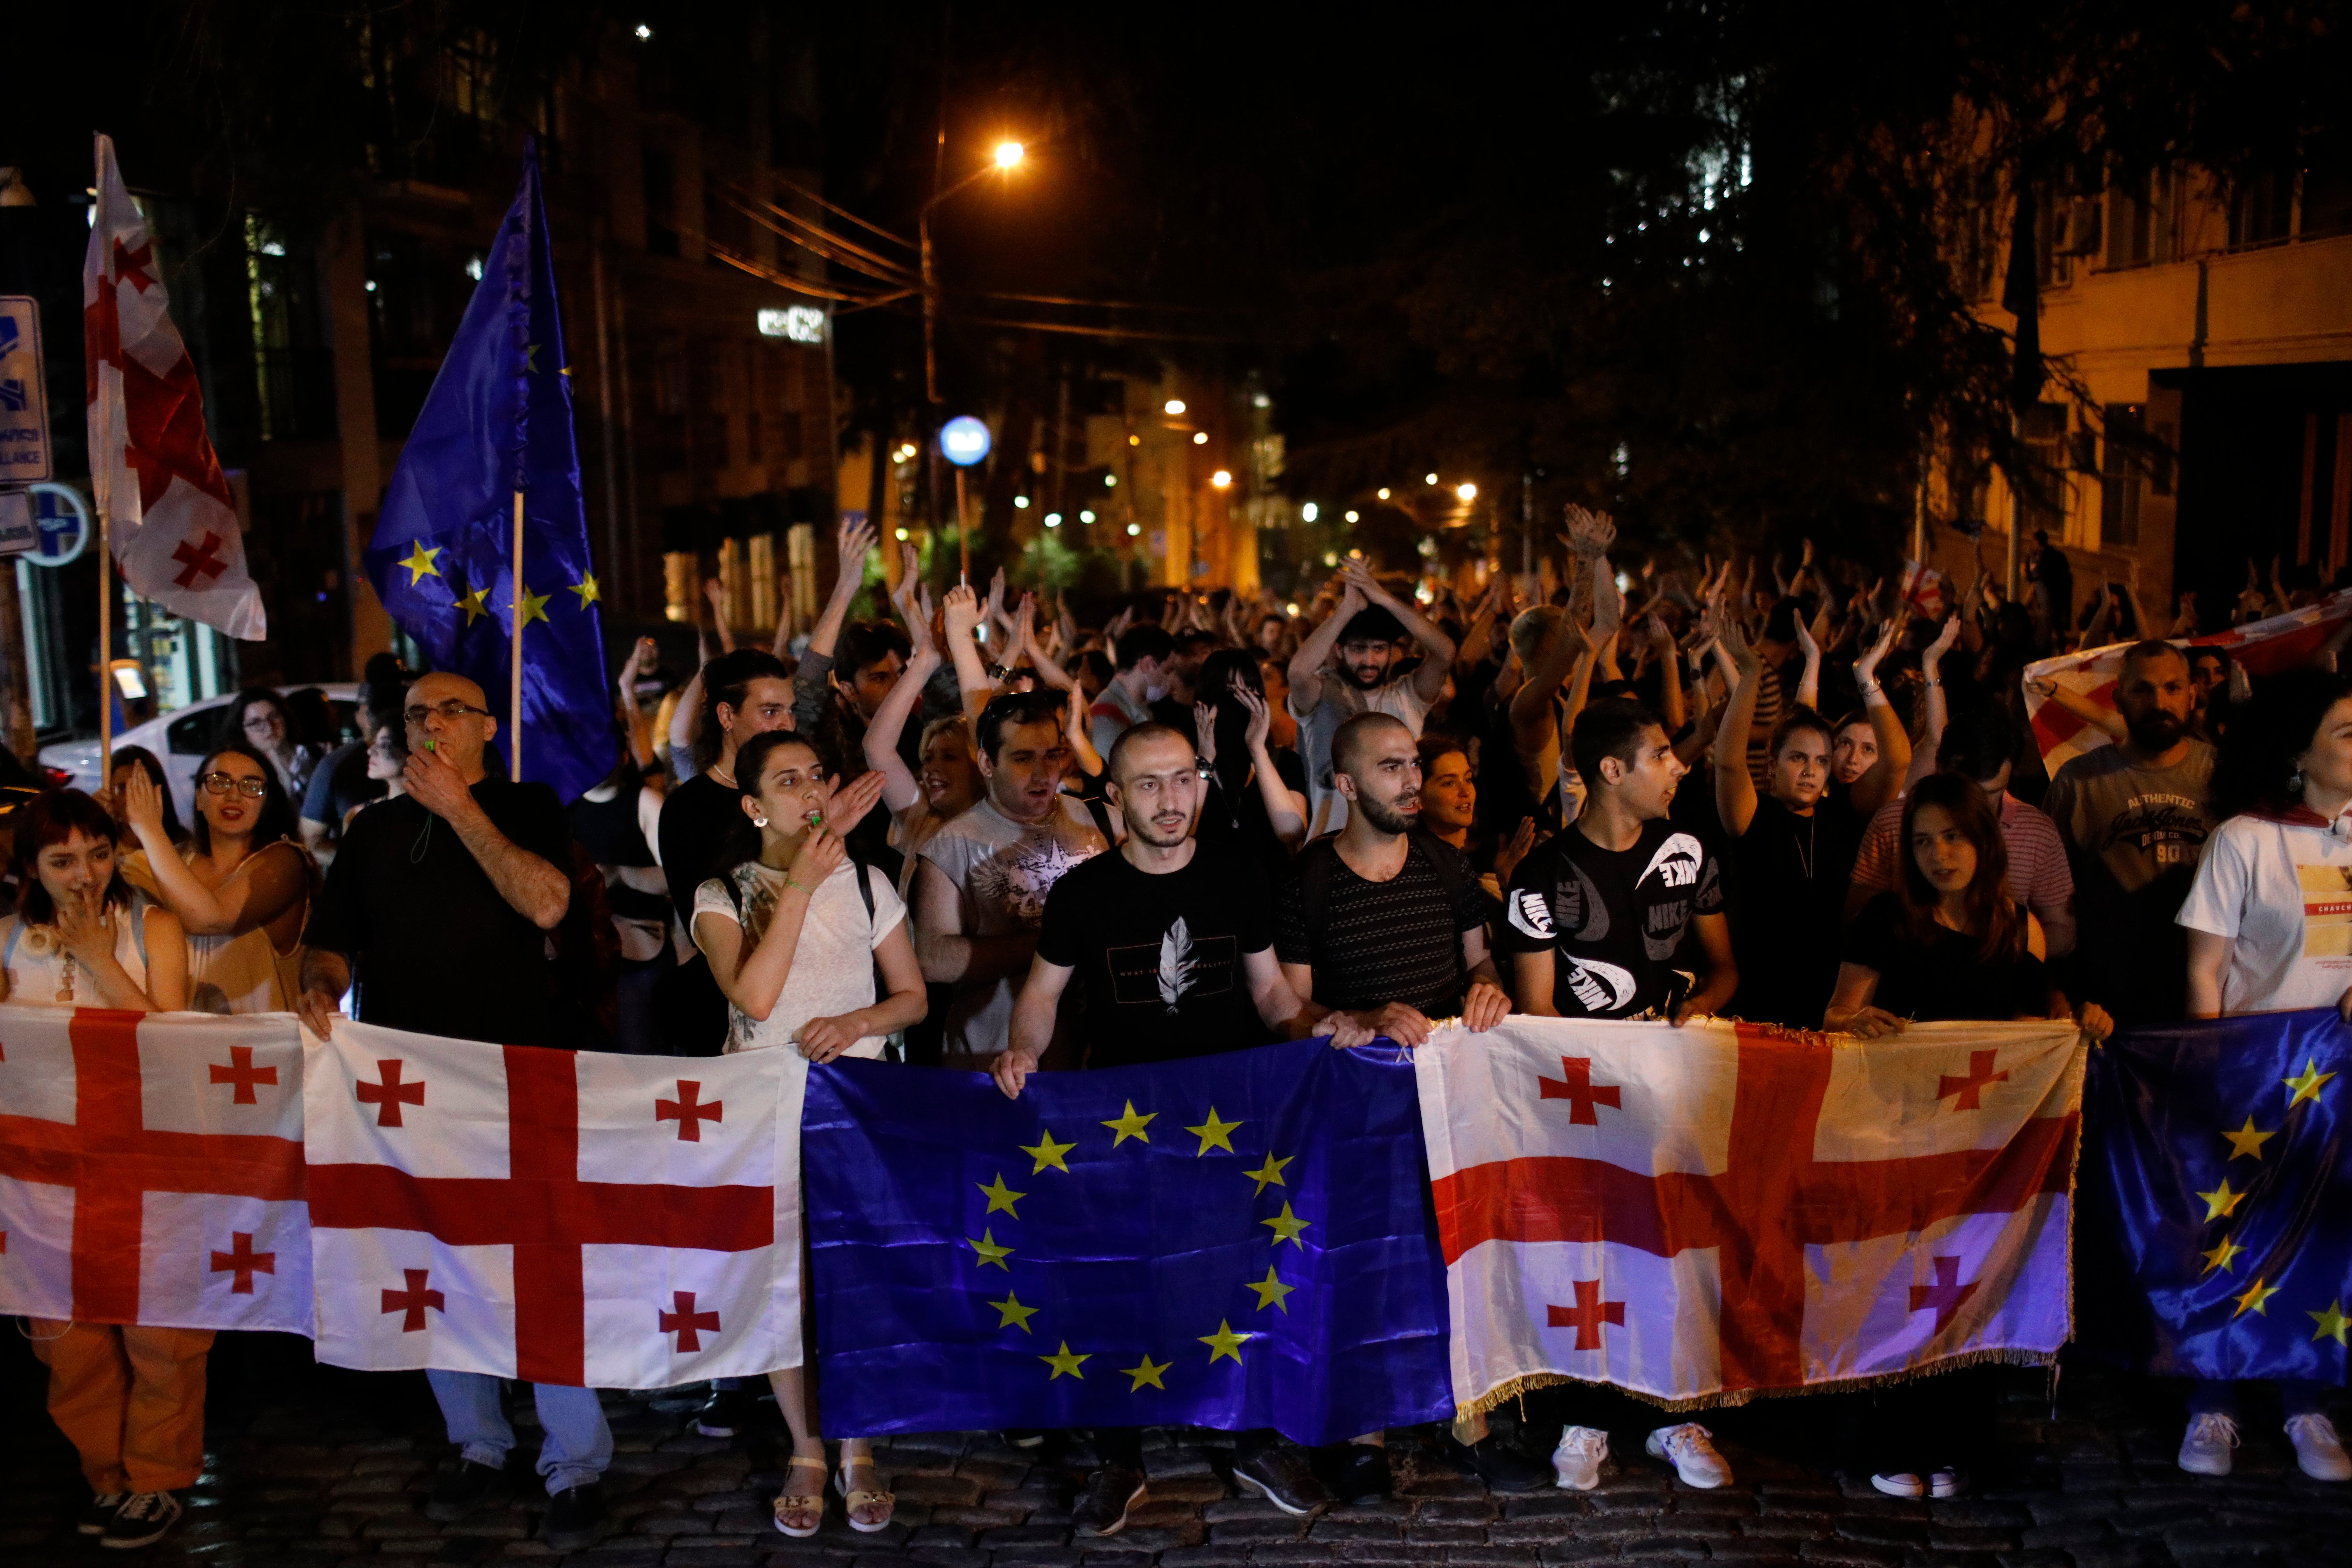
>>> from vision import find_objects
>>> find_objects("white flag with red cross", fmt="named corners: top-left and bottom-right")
top-left (83, 133), bottom-right (266, 639)
top-left (1415, 1016), bottom-right (2085, 1412)
top-left (303, 1020), bottom-right (793, 1387)
top-left (0, 1007), bottom-right (310, 1332)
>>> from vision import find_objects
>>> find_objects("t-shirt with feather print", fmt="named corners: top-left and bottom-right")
top-left (1036, 838), bottom-right (1275, 1068)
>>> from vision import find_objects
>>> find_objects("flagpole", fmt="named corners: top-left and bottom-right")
top-left (510, 490), bottom-right (525, 782)
top-left (98, 504), bottom-right (112, 785)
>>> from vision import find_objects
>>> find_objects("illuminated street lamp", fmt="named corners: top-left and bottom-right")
top-left (922, 143), bottom-right (1027, 404)
top-left (1164, 399), bottom-right (1187, 415)
top-left (1457, 482), bottom-right (1478, 501)
top-left (995, 140), bottom-right (1026, 170)
top-left (1210, 470), bottom-right (1233, 489)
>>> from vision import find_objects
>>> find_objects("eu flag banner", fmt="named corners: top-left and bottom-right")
top-left (2079, 1010), bottom-right (2352, 1385)
top-left (803, 1040), bottom-right (1455, 1446)
top-left (364, 138), bottom-right (617, 804)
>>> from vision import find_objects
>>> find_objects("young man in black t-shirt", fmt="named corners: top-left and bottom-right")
top-left (997, 724), bottom-right (1351, 1531)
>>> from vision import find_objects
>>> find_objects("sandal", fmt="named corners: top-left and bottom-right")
top-left (837, 1455), bottom-right (896, 1534)
top-left (773, 1455), bottom-right (829, 1538)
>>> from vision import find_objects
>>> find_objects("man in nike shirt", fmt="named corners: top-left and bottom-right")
top-left (1501, 698), bottom-right (1736, 1023)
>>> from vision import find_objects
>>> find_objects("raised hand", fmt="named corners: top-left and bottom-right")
top-left (56, 886), bottom-right (117, 968)
top-left (1921, 614), bottom-right (1961, 674)
top-left (836, 514), bottom-right (875, 576)
top-left (1494, 816), bottom-right (1537, 886)
top-left (817, 768), bottom-right (887, 841)
top-left (121, 764), bottom-right (170, 850)
top-left (1854, 615), bottom-right (1901, 691)
top-left (943, 583), bottom-right (983, 641)
top-left (1561, 504), bottom-right (1616, 559)
top-left (1234, 679), bottom-right (1273, 752)
top-left (784, 820), bottom-right (848, 891)
top-left (1193, 702), bottom-right (1219, 768)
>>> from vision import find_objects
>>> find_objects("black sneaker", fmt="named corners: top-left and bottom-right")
top-left (1331, 1443), bottom-right (1392, 1505)
top-left (78, 1493), bottom-right (128, 1536)
top-left (541, 1482), bottom-right (605, 1552)
top-left (1233, 1446), bottom-right (1330, 1516)
top-left (1002, 1428), bottom-right (1049, 1449)
top-left (1432, 1432), bottom-right (1549, 1494)
top-left (1070, 1466), bottom-right (1147, 1536)
top-left (694, 1388), bottom-right (754, 1439)
top-left (424, 1458), bottom-right (506, 1522)
top-left (99, 1491), bottom-right (182, 1550)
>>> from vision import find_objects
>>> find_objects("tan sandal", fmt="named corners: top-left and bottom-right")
top-left (837, 1456), bottom-right (895, 1534)
top-left (773, 1455), bottom-right (829, 1538)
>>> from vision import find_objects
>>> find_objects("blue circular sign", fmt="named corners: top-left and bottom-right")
top-left (939, 416), bottom-right (993, 468)
top-left (26, 482), bottom-right (90, 567)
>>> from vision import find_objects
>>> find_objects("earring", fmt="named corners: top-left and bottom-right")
top-left (753, 815), bottom-right (770, 828)
top-left (2290, 769), bottom-right (2305, 795)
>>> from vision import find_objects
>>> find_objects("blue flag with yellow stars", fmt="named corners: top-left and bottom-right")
top-left (803, 1039), bottom-right (1455, 1445)
top-left (363, 138), bottom-right (617, 804)
top-left (2078, 1010), bottom-right (2352, 1382)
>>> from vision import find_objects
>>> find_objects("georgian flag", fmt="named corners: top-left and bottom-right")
top-left (84, 133), bottom-right (266, 638)
top-left (1414, 1016), bottom-right (2084, 1412)
top-left (303, 1020), bottom-right (794, 1387)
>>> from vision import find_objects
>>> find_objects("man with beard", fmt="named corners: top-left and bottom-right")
top-left (1287, 561), bottom-right (1457, 835)
top-left (995, 723), bottom-right (1356, 1530)
top-left (2042, 639), bottom-right (2216, 1024)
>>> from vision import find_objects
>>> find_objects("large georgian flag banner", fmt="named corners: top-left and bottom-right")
top-left (304, 1020), bottom-right (792, 1387)
top-left (0, 1007), bottom-right (309, 1332)
top-left (1415, 1017), bottom-right (2086, 1412)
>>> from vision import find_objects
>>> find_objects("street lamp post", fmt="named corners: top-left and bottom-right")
top-left (919, 140), bottom-right (1024, 577)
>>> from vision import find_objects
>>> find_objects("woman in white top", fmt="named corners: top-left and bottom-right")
top-left (121, 743), bottom-right (311, 1015)
top-left (692, 730), bottom-right (924, 1539)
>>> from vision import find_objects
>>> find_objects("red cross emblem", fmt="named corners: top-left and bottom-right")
top-left (659, 1290), bottom-right (722, 1352)
top-left (210, 1231), bottom-right (274, 1294)
top-left (656, 1080), bottom-right (723, 1142)
top-left (0, 1014), bottom-right (303, 1321)
top-left (309, 1047), bottom-right (774, 1386)
top-left (1539, 1056), bottom-right (1623, 1125)
top-left (1909, 1254), bottom-right (1980, 1332)
top-left (1434, 1024), bottom-right (2075, 1393)
top-left (356, 1059), bottom-right (425, 1127)
top-left (382, 1267), bottom-right (445, 1331)
top-left (170, 531), bottom-right (230, 589)
top-left (209, 1044), bottom-right (278, 1105)
top-left (1547, 1277), bottom-right (1626, 1350)
top-left (1938, 1050), bottom-right (2009, 1111)
top-left (112, 238), bottom-right (155, 294)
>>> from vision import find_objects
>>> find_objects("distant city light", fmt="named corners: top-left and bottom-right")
top-left (1323, 552), bottom-right (1339, 566)
top-left (1013, 496), bottom-right (1030, 509)
top-left (1376, 488), bottom-right (1390, 500)
top-left (463, 255), bottom-right (482, 280)
top-left (634, 23), bottom-right (651, 39)
top-left (1044, 512), bottom-right (1062, 528)
top-left (1129, 434), bottom-right (1141, 446)
top-left (1079, 510), bottom-right (1096, 523)
top-left (1164, 399), bottom-right (1186, 415)
top-left (758, 306), bottom-right (827, 343)
top-left (1285, 602), bottom-right (1300, 616)
top-left (895, 527), bottom-right (909, 541)
top-left (1252, 393), bottom-right (1270, 408)
top-left (1301, 503), bottom-right (1318, 523)
top-left (1456, 482), bottom-right (1477, 501)
top-left (1210, 470), bottom-right (1232, 489)
top-left (1424, 472), bottom-right (1438, 485)
top-left (1344, 509), bottom-right (1359, 523)
top-left (1192, 432), bottom-right (1208, 445)
top-left (1127, 523), bottom-right (1142, 537)
top-left (994, 141), bottom-right (1026, 170)
top-left (1104, 475), bottom-right (1117, 486)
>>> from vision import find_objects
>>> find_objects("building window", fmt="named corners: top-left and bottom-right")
top-left (2100, 404), bottom-right (2144, 548)
top-left (2104, 167), bottom-right (2173, 270)
top-left (2014, 402), bottom-right (2070, 542)
top-left (2230, 170), bottom-right (2294, 249)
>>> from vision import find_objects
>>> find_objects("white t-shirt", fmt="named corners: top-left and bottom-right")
top-left (917, 795), bottom-right (1107, 1059)
top-left (693, 858), bottom-right (907, 1056)
top-left (2176, 808), bottom-right (2352, 1015)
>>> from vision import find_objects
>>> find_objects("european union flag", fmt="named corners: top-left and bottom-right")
top-left (364, 139), bottom-right (617, 804)
top-left (804, 1039), bottom-right (1455, 1445)
top-left (2079, 1010), bottom-right (2352, 1383)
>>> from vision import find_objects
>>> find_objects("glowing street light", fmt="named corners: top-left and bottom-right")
top-left (1377, 488), bottom-right (1391, 500)
top-left (1192, 432), bottom-right (1208, 445)
top-left (1424, 472), bottom-right (1438, 485)
top-left (1344, 509), bottom-right (1359, 523)
top-left (994, 141), bottom-right (1026, 170)
top-left (1126, 523), bottom-right (1142, 537)
top-left (1456, 482), bottom-right (1478, 501)
top-left (1164, 399), bottom-right (1187, 415)
top-left (1210, 470), bottom-right (1232, 489)
top-left (1301, 503), bottom-right (1319, 523)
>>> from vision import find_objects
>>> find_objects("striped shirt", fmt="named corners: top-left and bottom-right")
top-left (1850, 790), bottom-right (2075, 938)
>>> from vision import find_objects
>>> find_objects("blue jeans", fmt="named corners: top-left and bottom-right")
top-left (427, 1371), bottom-right (612, 1495)
top-left (2188, 1378), bottom-right (2326, 1420)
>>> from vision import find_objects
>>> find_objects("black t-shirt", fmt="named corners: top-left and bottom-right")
top-left (1842, 892), bottom-right (2050, 1023)
top-left (1499, 819), bottom-right (1724, 1018)
top-left (1197, 748), bottom-right (1310, 889)
top-left (303, 777), bottom-right (573, 1046)
top-left (300, 739), bottom-right (385, 831)
top-left (1273, 835), bottom-right (1486, 1016)
top-left (1727, 789), bottom-right (1867, 1029)
top-left (658, 771), bottom-right (740, 927)
top-left (1036, 840), bottom-right (1274, 1068)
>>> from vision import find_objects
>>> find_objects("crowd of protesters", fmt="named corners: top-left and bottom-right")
top-left (13, 509), bottom-right (2352, 1549)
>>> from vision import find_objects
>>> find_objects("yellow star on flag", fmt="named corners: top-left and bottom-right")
top-left (1246, 1265), bottom-right (1295, 1314)
top-left (2220, 1116), bottom-right (2275, 1161)
top-left (1243, 1153), bottom-right (1293, 1195)
top-left (965, 1228), bottom-right (1013, 1270)
top-left (1185, 1107), bottom-right (1242, 1156)
top-left (1040, 1341), bottom-right (1089, 1380)
top-left (512, 584), bottom-right (551, 627)
top-left (2286, 1058), bottom-right (2338, 1108)
top-left (2200, 1236), bottom-right (2245, 1276)
top-left (1122, 1353), bottom-right (1171, 1391)
top-left (2196, 1177), bottom-right (2247, 1222)
top-left (2311, 1300), bottom-right (2352, 1346)
top-left (977, 1173), bottom-right (1026, 1217)
top-left (455, 583), bottom-right (491, 625)
top-left (1262, 1202), bottom-right (1312, 1249)
top-left (2234, 1277), bottom-right (2280, 1317)
top-left (569, 573), bottom-right (601, 609)
top-left (1199, 1320), bottom-right (1253, 1365)
top-left (524, 342), bottom-right (541, 373)
top-left (1020, 1129), bottom-right (1075, 1174)
top-left (1101, 1100), bottom-right (1156, 1146)
top-left (397, 540), bottom-right (443, 585)
top-left (988, 1292), bottom-right (1039, 1334)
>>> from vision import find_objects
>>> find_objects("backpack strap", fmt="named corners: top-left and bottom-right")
top-left (1080, 792), bottom-right (1116, 846)
top-left (1293, 835), bottom-right (1344, 965)
top-left (1407, 827), bottom-right (1471, 918)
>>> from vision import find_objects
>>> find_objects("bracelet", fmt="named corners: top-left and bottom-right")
top-left (1923, 677), bottom-right (1942, 687)
top-left (784, 877), bottom-right (816, 895)
top-left (1858, 681), bottom-right (1882, 696)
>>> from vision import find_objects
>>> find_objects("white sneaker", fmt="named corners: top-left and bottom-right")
top-left (1869, 1472), bottom-right (1923, 1498)
top-left (1552, 1425), bottom-right (1608, 1491)
top-left (1644, 1423), bottom-right (1731, 1489)
top-left (1928, 1468), bottom-right (1968, 1499)
top-left (2178, 1412), bottom-right (2239, 1476)
top-left (2288, 1414), bottom-right (2352, 1482)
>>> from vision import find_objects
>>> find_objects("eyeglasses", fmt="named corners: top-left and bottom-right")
top-left (200, 772), bottom-right (269, 799)
top-left (404, 700), bottom-right (493, 726)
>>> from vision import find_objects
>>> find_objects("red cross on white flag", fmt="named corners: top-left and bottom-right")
top-left (0, 1008), bottom-right (310, 1334)
top-left (83, 134), bottom-right (266, 638)
top-left (1414, 1016), bottom-right (2085, 1411)
top-left (304, 1020), bottom-right (793, 1388)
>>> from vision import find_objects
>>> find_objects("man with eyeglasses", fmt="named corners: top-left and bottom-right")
top-left (298, 671), bottom-right (608, 1550)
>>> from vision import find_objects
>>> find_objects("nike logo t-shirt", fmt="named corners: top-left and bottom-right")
top-left (1499, 818), bottom-right (1723, 1018)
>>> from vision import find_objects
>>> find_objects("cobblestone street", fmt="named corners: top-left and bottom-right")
top-left (5, 1334), bottom-right (2349, 1568)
